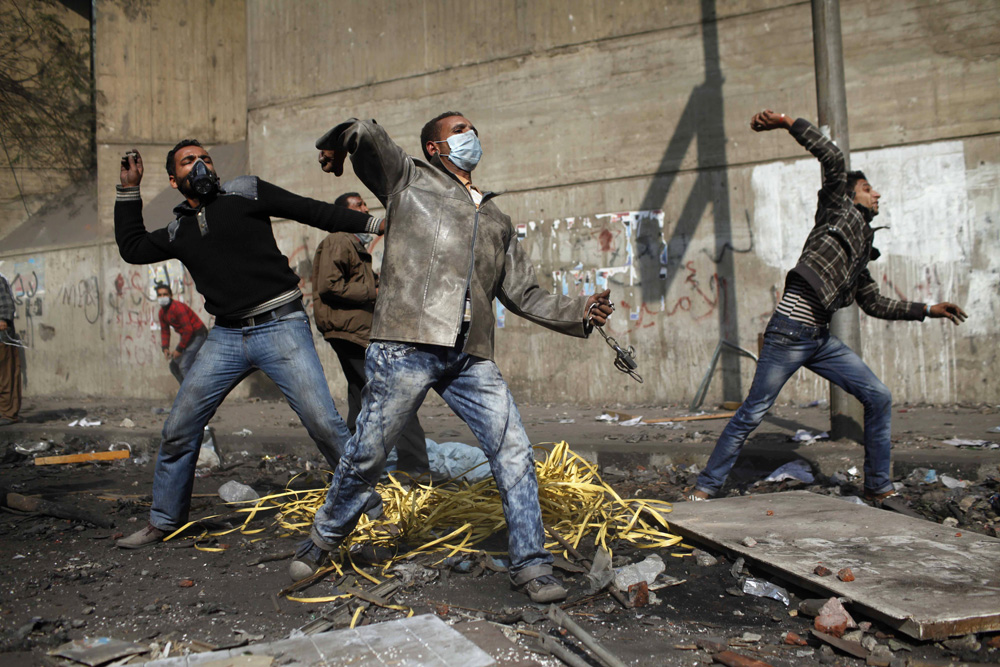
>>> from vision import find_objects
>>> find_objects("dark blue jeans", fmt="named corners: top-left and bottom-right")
top-left (696, 313), bottom-right (894, 496)
top-left (149, 311), bottom-right (351, 530)
top-left (310, 340), bottom-right (552, 585)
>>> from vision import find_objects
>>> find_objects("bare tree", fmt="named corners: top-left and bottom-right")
top-left (0, 0), bottom-right (94, 212)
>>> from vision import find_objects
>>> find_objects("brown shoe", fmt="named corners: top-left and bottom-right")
top-left (116, 523), bottom-right (167, 549)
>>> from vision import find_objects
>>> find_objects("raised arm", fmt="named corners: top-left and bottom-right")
top-left (256, 179), bottom-right (381, 235)
top-left (751, 109), bottom-right (847, 203)
top-left (114, 149), bottom-right (174, 264)
top-left (315, 119), bottom-right (415, 206)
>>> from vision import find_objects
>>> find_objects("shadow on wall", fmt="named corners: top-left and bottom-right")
top-left (635, 0), bottom-right (748, 402)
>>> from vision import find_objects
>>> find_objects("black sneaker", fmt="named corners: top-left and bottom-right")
top-left (288, 537), bottom-right (329, 582)
top-left (516, 575), bottom-right (567, 604)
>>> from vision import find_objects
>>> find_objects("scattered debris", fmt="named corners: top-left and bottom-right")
top-left (68, 418), bottom-right (102, 427)
top-left (614, 553), bottom-right (665, 590)
top-left (0, 488), bottom-right (113, 528)
top-left (814, 565), bottom-right (832, 576)
top-left (791, 429), bottom-right (829, 443)
top-left (741, 578), bottom-right (790, 606)
top-left (119, 418), bottom-right (135, 428)
top-left (837, 567), bottom-right (855, 582)
top-left (49, 637), bottom-right (148, 665)
top-left (761, 460), bottom-right (814, 484)
top-left (218, 481), bottom-right (260, 503)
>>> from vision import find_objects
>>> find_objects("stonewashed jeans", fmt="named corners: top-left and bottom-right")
top-left (310, 340), bottom-right (553, 585)
top-left (149, 310), bottom-right (351, 530)
top-left (696, 313), bottom-right (894, 497)
top-left (168, 329), bottom-right (207, 384)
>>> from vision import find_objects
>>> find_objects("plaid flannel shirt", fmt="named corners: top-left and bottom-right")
top-left (159, 299), bottom-right (206, 351)
top-left (0, 276), bottom-right (14, 322)
top-left (787, 118), bottom-right (925, 321)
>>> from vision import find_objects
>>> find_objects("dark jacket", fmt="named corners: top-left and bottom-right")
top-left (114, 177), bottom-right (378, 318)
top-left (317, 119), bottom-right (589, 361)
top-left (788, 118), bottom-right (925, 321)
top-left (312, 233), bottom-right (376, 347)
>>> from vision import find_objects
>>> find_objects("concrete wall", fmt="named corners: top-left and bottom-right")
top-left (3, 0), bottom-right (998, 408)
top-left (245, 0), bottom-right (1000, 406)
top-left (94, 0), bottom-right (248, 235)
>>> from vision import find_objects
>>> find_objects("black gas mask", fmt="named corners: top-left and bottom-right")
top-left (182, 159), bottom-right (220, 199)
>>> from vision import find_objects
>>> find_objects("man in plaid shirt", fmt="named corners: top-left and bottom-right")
top-left (691, 109), bottom-right (967, 507)
top-left (0, 272), bottom-right (21, 426)
top-left (156, 283), bottom-right (207, 384)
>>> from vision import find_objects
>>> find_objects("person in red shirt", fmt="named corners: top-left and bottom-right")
top-left (157, 283), bottom-right (207, 384)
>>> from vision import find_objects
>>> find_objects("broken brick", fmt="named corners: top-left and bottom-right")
top-left (814, 565), bottom-right (832, 576)
top-left (178, 579), bottom-right (195, 588)
top-left (986, 635), bottom-right (1000, 649)
top-left (784, 631), bottom-right (808, 646)
top-left (837, 568), bottom-right (855, 582)
top-left (628, 580), bottom-right (649, 608)
top-left (814, 597), bottom-right (857, 638)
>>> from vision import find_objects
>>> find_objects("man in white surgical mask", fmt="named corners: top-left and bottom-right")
top-left (155, 283), bottom-right (207, 386)
top-left (295, 112), bottom-right (615, 604)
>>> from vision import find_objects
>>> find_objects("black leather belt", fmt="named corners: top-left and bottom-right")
top-left (215, 300), bottom-right (304, 329)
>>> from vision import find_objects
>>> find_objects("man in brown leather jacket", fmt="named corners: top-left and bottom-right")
top-left (311, 191), bottom-right (429, 475)
top-left (294, 112), bottom-right (614, 603)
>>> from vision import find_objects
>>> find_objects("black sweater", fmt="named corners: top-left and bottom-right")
top-left (114, 177), bottom-right (377, 318)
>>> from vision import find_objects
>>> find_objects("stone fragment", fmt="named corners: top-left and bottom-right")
top-left (814, 565), bottom-right (832, 576)
top-left (837, 567), bottom-right (855, 582)
top-left (814, 597), bottom-right (857, 638)
top-left (178, 579), bottom-right (195, 588)
top-left (986, 635), bottom-right (1000, 649)
top-left (741, 536), bottom-right (757, 547)
top-left (693, 549), bottom-right (719, 567)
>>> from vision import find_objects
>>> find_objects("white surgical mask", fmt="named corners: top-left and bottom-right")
top-left (436, 132), bottom-right (482, 172)
top-left (158, 296), bottom-right (171, 308)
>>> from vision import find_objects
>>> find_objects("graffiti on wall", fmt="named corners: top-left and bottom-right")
top-left (512, 208), bottom-right (732, 334)
top-left (7, 258), bottom-right (46, 347)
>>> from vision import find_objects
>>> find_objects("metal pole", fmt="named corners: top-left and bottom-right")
top-left (812, 0), bottom-right (864, 442)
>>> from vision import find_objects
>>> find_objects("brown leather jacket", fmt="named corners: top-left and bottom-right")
top-left (311, 232), bottom-right (377, 347)
top-left (316, 119), bottom-right (589, 360)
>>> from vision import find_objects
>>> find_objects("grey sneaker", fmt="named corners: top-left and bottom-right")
top-left (288, 537), bottom-right (330, 582)
top-left (517, 575), bottom-right (567, 604)
top-left (116, 523), bottom-right (167, 549)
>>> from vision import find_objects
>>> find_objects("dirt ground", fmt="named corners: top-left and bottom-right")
top-left (1, 396), bottom-right (999, 666)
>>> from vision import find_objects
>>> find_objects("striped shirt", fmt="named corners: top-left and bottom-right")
top-left (776, 273), bottom-right (831, 327)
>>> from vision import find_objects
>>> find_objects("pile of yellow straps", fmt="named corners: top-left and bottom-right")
top-left (169, 441), bottom-right (686, 603)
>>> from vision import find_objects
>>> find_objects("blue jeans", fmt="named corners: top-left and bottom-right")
top-left (310, 340), bottom-right (552, 585)
top-left (149, 311), bottom-right (351, 530)
top-left (696, 313), bottom-right (894, 497)
top-left (169, 329), bottom-right (207, 384)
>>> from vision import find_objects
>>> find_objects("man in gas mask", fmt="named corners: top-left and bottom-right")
top-left (293, 113), bottom-right (614, 604)
top-left (310, 190), bottom-right (429, 475)
top-left (114, 140), bottom-right (381, 549)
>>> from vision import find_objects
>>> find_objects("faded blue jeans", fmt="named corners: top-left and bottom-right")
top-left (149, 310), bottom-right (351, 530)
top-left (696, 313), bottom-right (894, 497)
top-left (310, 340), bottom-right (553, 585)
